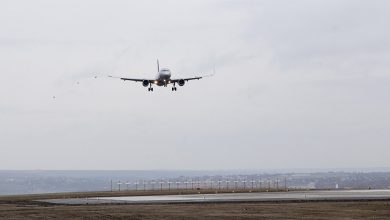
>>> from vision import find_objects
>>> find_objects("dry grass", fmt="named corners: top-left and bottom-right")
top-left (1, 201), bottom-right (390, 219)
top-left (1, 190), bottom-right (390, 219)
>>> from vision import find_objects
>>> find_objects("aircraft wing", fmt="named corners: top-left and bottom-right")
top-left (170, 74), bottom-right (214, 83)
top-left (108, 75), bottom-right (151, 82)
top-left (170, 76), bottom-right (202, 83)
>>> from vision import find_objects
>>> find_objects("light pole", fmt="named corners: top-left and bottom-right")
top-left (284, 177), bottom-right (287, 191)
top-left (117, 181), bottom-right (122, 191)
top-left (226, 180), bottom-right (230, 190)
top-left (268, 179), bottom-right (271, 191)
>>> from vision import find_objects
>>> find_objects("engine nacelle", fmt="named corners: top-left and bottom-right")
top-left (178, 79), bottom-right (185, 86)
top-left (142, 80), bottom-right (149, 87)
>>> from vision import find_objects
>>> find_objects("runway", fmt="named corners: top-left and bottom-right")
top-left (41, 189), bottom-right (390, 205)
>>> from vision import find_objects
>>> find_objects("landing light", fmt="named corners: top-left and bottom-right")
top-left (154, 80), bottom-right (158, 84)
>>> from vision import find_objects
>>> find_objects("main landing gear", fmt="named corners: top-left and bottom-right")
top-left (148, 85), bottom-right (153, 92)
top-left (172, 83), bottom-right (177, 91)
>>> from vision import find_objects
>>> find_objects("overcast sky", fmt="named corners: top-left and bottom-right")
top-left (0, 0), bottom-right (389, 170)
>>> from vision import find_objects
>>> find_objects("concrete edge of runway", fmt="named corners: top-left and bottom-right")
top-left (38, 197), bottom-right (390, 206)
top-left (38, 190), bottom-right (390, 205)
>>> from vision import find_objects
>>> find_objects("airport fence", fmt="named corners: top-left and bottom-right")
top-left (109, 177), bottom-right (289, 192)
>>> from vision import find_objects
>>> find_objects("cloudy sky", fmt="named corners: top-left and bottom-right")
top-left (0, 0), bottom-right (389, 170)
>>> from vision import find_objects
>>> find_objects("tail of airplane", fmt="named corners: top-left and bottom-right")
top-left (157, 59), bottom-right (160, 73)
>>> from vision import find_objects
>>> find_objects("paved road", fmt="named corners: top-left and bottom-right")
top-left (40, 190), bottom-right (390, 205)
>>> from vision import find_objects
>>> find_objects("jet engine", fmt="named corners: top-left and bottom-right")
top-left (178, 79), bottom-right (185, 86)
top-left (142, 80), bottom-right (149, 87)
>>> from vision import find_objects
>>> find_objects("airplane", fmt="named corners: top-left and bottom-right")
top-left (109, 60), bottom-right (213, 91)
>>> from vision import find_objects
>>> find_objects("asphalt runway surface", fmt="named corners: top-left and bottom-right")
top-left (40, 189), bottom-right (390, 205)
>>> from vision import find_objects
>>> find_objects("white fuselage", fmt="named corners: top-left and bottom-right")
top-left (155, 68), bottom-right (172, 86)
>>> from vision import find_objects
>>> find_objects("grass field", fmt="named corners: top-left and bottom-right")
top-left (1, 201), bottom-right (390, 219)
top-left (1, 190), bottom-right (390, 219)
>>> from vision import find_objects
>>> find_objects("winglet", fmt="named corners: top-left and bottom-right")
top-left (157, 59), bottom-right (160, 73)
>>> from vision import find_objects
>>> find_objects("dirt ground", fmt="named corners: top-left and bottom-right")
top-left (1, 201), bottom-right (390, 219)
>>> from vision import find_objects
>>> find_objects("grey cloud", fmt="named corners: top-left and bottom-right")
top-left (0, 0), bottom-right (389, 170)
